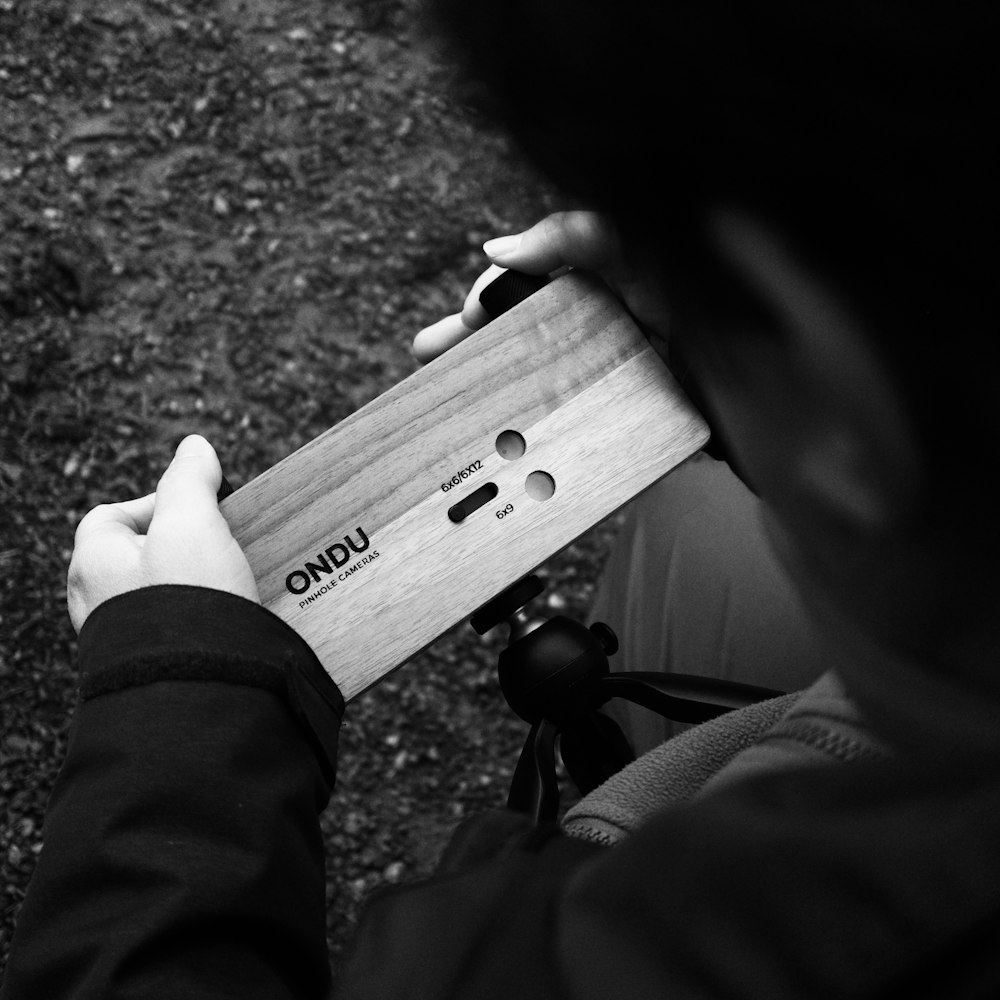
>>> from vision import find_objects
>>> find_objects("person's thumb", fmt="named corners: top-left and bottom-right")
top-left (154, 434), bottom-right (223, 523)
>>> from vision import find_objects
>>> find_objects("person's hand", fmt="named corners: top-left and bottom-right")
top-left (412, 210), bottom-right (672, 364)
top-left (67, 435), bottom-right (259, 633)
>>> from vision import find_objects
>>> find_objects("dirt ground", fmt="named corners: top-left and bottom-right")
top-left (0, 0), bottom-right (620, 973)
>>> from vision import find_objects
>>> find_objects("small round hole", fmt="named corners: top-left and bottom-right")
top-left (496, 430), bottom-right (526, 461)
top-left (525, 471), bottom-right (556, 502)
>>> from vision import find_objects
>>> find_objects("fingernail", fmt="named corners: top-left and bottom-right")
top-left (483, 234), bottom-right (522, 260)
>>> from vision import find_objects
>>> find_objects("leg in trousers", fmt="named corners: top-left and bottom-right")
top-left (592, 451), bottom-right (834, 754)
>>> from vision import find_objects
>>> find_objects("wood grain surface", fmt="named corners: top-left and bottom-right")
top-left (222, 271), bottom-right (709, 700)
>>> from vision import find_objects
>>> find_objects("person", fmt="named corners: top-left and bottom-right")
top-left (2, 1), bottom-right (996, 997)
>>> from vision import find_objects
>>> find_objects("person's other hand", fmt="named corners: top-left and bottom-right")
top-left (412, 210), bottom-right (671, 364)
top-left (67, 434), bottom-right (259, 633)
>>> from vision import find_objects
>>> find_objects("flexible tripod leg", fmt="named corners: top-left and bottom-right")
top-left (507, 719), bottom-right (559, 824)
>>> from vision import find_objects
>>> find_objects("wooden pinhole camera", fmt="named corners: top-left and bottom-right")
top-left (221, 270), bottom-right (709, 700)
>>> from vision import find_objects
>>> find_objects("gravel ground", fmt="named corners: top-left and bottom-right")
top-left (1, 0), bottom-right (621, 973)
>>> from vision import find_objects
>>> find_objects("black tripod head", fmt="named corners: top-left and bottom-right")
top-left (472, 575), bottom-right (784, 825)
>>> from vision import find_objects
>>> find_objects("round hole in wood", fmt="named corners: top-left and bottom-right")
top-left (525, 470), bottom-right (556, 502)
top-left (496, 430), bottom-right (527, 460)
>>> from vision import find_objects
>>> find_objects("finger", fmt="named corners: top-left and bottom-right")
top-left (459, 263), bottom-right (510, 330)
top-left (413, 212), bottom-right (624, 366)
top-left (153, 434), bottom-right (223, 525)
top-left (74, 493), bottom-right (157, 544)
top-left (483, 211), bottom-right (623, 276)
top-left (412, 312), bottom-right (475, 365)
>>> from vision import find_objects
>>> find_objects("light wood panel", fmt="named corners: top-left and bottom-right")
top-left (221, 271), bottom-right (709, 700)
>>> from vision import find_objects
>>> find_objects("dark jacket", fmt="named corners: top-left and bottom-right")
top-left (3, 586), bottom-right (1000, 999)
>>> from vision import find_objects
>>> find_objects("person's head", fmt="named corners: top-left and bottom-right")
top-left (427, 2), bottom-right (995, 689)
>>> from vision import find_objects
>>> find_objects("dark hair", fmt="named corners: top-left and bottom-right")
top-left (426, 0), bottom-right (993, 462)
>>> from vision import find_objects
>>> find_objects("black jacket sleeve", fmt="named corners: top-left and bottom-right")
top-left (1, 582), bottom-right (609, 1000)
top-left (0, 585), bottom-right (344, 1000)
